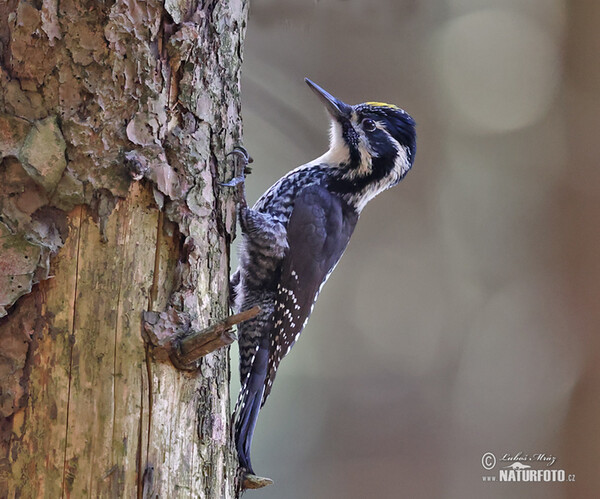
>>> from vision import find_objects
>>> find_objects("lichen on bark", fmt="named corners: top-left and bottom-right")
top-left (0, 0), bottom-right (249, 496)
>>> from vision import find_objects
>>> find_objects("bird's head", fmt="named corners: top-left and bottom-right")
top-left (305, 78), bottom-right (416, 211)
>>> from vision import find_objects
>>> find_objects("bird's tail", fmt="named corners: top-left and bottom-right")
top-left (234, 341), bottom-right (269, 474)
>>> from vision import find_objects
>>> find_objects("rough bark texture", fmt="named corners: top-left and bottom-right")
top-left (0, 0), bottom-right (248, 497)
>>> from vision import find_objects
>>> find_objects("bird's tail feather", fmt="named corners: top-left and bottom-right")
top-left (234, 342), bottom-right (268, 474)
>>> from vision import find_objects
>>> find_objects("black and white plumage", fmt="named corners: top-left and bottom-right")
top-left (231, 79), bottom-right (416, 476)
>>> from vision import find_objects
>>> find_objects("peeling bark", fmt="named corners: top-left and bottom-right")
top-left (0, 0), bottom-right (248, 497)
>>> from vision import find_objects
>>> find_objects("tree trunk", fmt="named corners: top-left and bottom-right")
top-left (0, 1), bottom-right (248, 497)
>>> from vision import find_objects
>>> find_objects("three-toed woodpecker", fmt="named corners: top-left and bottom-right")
top-left (231, 78), bottom-right (416, 476)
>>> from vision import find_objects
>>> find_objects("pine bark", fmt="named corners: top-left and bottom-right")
top-left (0, 1), bottom-right (248, 497)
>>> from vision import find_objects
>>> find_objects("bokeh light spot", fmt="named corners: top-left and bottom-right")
top-left (436, 9), bottom-right (561, 133)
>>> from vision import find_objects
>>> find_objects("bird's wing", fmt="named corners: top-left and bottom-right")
top-left (262, 184), bottom-right (358, 405)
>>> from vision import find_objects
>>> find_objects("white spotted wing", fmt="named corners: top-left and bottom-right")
top-left (262, 185), bottom-right (358, 404)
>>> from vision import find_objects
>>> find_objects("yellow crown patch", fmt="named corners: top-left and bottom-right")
top-left (365, 101), bottom-right (399, 109)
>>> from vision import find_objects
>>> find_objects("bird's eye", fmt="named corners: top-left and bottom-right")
top-left (362, 118), bottom-right (376, 132)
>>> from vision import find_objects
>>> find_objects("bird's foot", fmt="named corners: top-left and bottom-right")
top-left (220, 146), bottom-right (253, 207)
top-left (227, 145), bottom-right (253, 176)
top-left (219, 175), bottom-right (245, 188)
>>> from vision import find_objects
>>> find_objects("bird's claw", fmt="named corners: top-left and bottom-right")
top-left (226, 145), bottom-right (253, 163)
top-left (221, 145), bottom-right (252, 209)
top-left (219, 176), bottom-right (245, 188)
top-left (221, 145), bottom-right (253, 186)
top-left (227, 146), bottom-right (253, 175)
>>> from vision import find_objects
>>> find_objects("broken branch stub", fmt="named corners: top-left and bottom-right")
top-left (143, 306), bottom-right (260, 370)
top-left (241, 472), bottom-right (274, 490)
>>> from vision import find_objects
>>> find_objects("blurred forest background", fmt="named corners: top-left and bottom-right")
top-left (230, 1), bottom-right (600, 498)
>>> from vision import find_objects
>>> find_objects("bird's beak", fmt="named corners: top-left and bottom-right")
top-left (305, 78), bottom-right (352, 121)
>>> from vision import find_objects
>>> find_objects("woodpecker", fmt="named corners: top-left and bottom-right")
top-left (230, 78), bottom-right (416, 477)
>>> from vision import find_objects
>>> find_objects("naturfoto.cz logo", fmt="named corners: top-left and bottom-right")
top-left (481, 452), bottom-right (575, 483)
